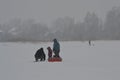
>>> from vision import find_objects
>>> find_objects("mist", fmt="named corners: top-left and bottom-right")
top-left (0, 0), bottom-right (120, 42)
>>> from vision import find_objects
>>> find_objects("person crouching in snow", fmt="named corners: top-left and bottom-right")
top-left (53, 38), bottom-right (60, 57)
top-left (34, 47), bottom-right (46, 62)
top-left (47, 47), bottom-right (52, 59)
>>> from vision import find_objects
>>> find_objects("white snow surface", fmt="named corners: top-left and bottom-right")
top-left (0, 41), bottom-right (120, 80)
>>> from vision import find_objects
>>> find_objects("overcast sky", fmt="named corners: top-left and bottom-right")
top-left (0, 0), bottom-right (120, 25)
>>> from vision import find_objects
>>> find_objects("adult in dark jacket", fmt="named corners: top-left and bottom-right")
top-left (53, 39), bottom-right (60, 57)
top-left (34, 48), bottom-right (46, 62)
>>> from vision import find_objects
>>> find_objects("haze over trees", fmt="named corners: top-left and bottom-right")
top-left (0, 6), bottom-right (120, 42)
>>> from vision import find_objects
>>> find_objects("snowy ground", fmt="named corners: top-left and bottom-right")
top-left (0, 41), bottom-right (120, 80)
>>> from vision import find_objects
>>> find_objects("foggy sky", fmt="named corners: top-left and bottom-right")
top-left (0, 0), bottom-right (120, 25)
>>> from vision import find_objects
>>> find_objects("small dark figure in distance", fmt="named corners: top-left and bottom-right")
top-left (47, 47), bottom-right (53, 59)
top-left (53, 38), bottom-right (60, 57)
top-left (34, 48), bottom-right (46, 62)
top-left (89, 40), bottom-right (91, 46)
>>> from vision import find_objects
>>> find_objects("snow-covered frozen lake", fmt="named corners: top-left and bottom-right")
top-left (0, 41), bottom-right (120, 80)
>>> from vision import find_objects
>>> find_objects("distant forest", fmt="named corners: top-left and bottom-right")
top-left (0, 6), bottom-right (120, 42)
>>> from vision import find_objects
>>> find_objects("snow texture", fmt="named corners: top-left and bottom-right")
top-left (0, 41), bottom-right (120, 80)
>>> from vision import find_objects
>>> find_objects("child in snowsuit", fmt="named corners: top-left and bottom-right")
top-left (47, 47), bottom-right (52, 59)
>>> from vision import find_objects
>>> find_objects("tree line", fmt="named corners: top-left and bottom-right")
top-left (0, 6), bottom-right (120, 42)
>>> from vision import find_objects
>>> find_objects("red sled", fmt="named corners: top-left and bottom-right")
top-left (48, 57), bottom-right (62, 62)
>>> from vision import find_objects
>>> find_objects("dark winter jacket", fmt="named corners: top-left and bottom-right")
top-left (47, 47), bottom-right (52, 58)
top-left (35, 48), bottom-right (46, 59)
top-left (53, 39), bottom-right (60, 52)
